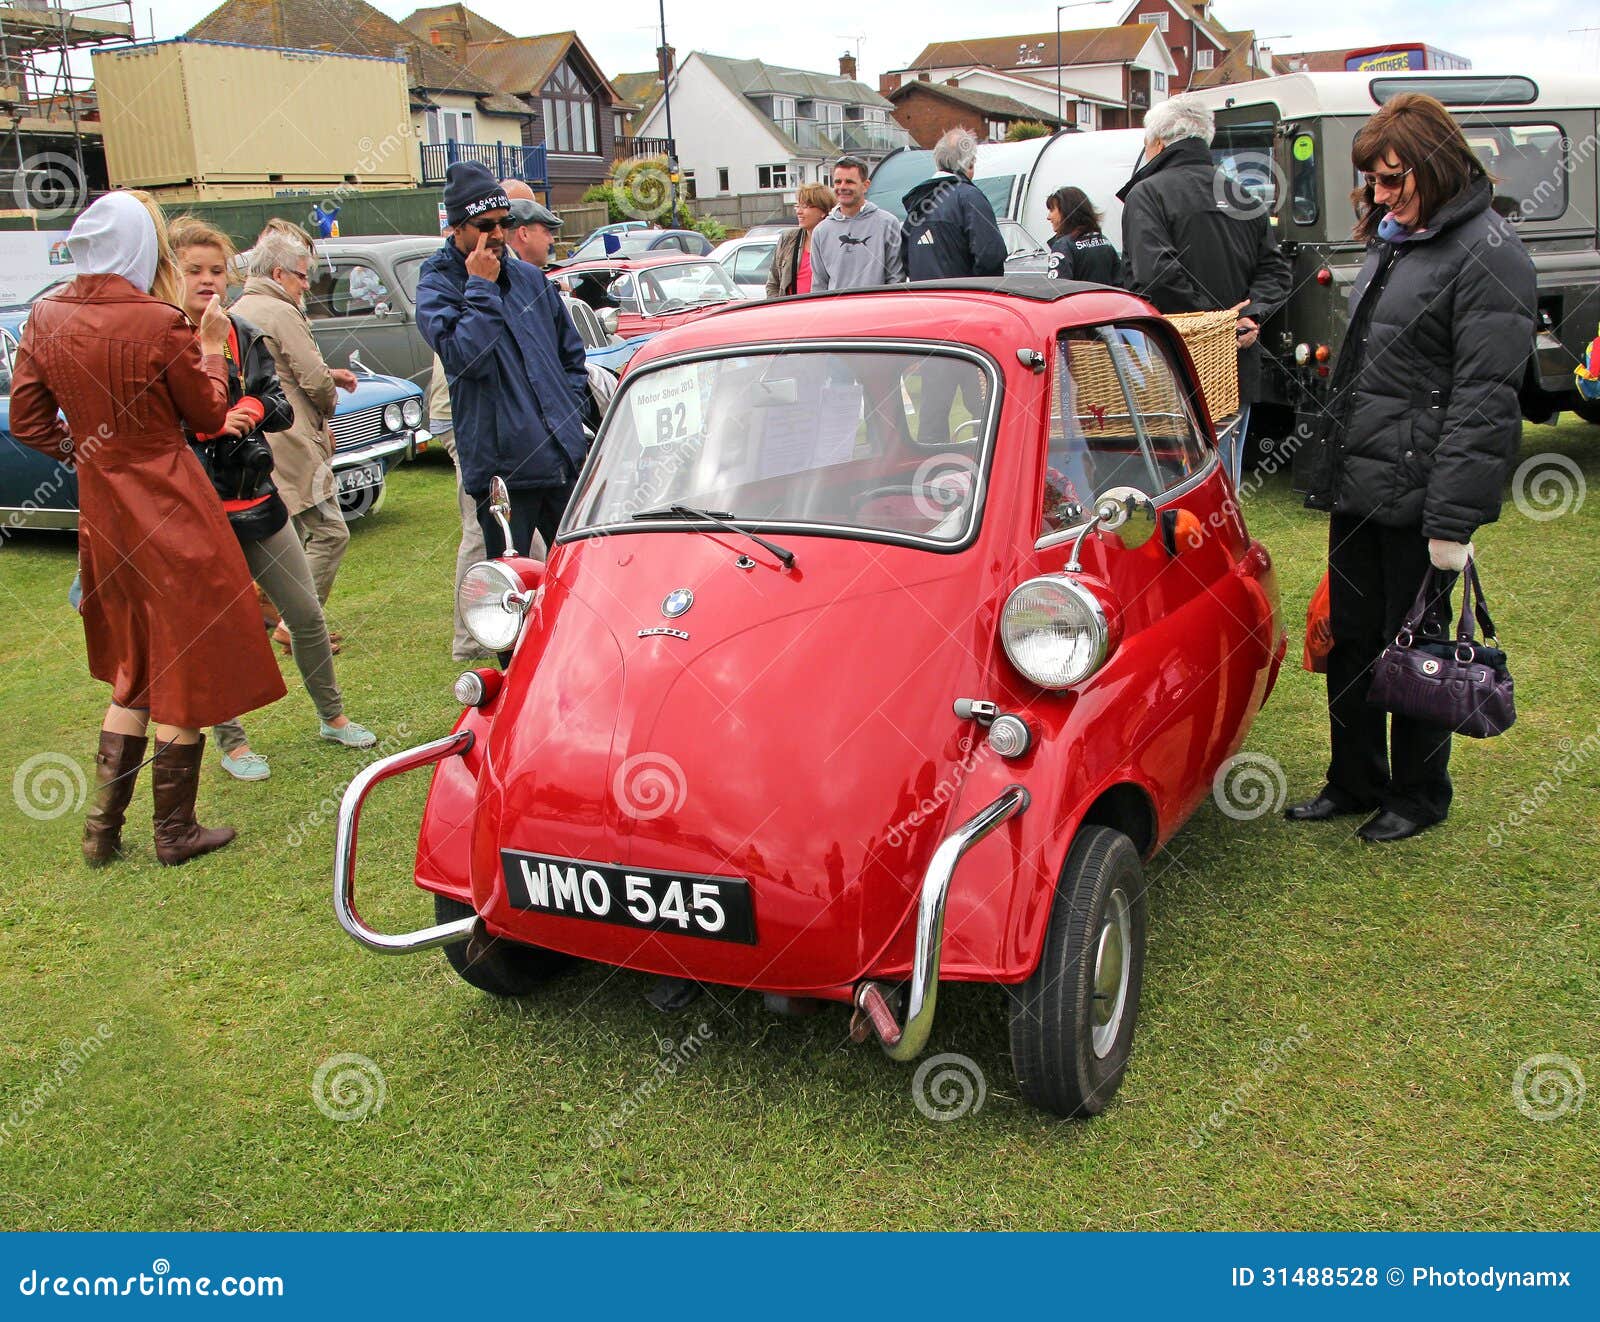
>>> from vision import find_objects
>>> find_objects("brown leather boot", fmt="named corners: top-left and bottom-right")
top-left (82, 730), bottom-right (149, 866)
top-left (152, 735), bottom-right (236, 866)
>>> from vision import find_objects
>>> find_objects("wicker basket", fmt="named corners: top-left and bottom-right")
top-left (1165, 308), bottom-right (1240, 421)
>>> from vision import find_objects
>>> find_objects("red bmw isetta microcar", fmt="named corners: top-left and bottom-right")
top-left (335, 278), bottom-right (1287, 1117)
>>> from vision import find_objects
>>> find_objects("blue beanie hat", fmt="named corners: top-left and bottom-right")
top-left (443, 160), bottom-right (510, 227)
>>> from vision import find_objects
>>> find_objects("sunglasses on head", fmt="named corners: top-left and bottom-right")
top-left (1362, 166), bottom-right (1414, 189)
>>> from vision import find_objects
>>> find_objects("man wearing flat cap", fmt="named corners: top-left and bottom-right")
top-left (416, 160), bottom-right (587, 557)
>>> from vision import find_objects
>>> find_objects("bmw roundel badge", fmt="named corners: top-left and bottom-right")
top-left (661, 588), bottom-right (694, 619)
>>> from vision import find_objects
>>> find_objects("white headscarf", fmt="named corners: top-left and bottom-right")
top-left (66, 191), bottom-right (157, 293)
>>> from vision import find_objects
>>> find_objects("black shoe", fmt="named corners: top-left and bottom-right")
top-left (1284, 794), bottom-right (1368, 822)
top-left (1356, 811), bottom-right (1434, 843)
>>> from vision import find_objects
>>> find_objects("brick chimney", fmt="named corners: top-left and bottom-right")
top-left (429, 6), bottom-right (470, 59)
top-left (657, 44), bottom-right (676, 80)
top-left (839, 52), bottom-right (857, 80)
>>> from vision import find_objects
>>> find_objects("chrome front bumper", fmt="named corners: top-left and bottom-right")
top-left (854, 785), bottom-right (1031, 1062)
top-left (333, 730), bottom-right (478, 953)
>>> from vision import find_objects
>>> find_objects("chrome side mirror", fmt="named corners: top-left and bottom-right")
top-left (489, 475), bottom-right (515, 558)
top-left (597, 306), bottom-right (619, 336)
top-left (348, 349), bottom-right (367, 373)
top-left (1066, 485), bottom-right (1157, 571)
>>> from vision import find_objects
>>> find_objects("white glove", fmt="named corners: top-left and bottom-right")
top-left (1428, 539), bottom-right (1472, 572)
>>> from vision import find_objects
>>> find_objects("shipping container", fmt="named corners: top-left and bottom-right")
top-left (92, 38), bottom-right (418, 193)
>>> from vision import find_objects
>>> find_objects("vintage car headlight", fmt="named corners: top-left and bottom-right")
top-left (382, 402), bottom-right (404, 432)
top-left (401, 397), bottom-right (423, 428)
top-left (457, 560), bottom-right (531, 652)
top-left (1001, 576), bottom-right (1112, 689)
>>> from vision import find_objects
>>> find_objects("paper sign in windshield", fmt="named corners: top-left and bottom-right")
top-left (631, 366), bottom-right (704, 448)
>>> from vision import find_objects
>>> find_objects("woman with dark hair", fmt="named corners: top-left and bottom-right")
top-left (9, 192), bottom-right (286, 865)
top-left (1286, 92), bottom-right (1535, 843)
top-left (1044, 186), bottom-right (1119, 284)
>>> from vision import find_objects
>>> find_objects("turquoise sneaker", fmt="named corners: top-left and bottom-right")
top-left (320, 720), bottom-right (377, 749)
top-left (220, 749), bottom-right (271, 781)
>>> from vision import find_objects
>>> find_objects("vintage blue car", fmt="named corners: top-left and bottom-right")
top-left (0, 308), bottom-right (428, 531)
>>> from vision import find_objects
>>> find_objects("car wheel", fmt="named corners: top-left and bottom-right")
top-left (1572, 397), bottom-right (1600, 426)
top-left (1008, 826), bottom-right (1147, 1118)
top-left (337, 477), bottom-right (386, 524)
top-left (435, 895), bottom-right (577, 996)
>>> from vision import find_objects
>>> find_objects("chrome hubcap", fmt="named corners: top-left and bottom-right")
top-left (1090, 887), bottom-right (1131, 1059)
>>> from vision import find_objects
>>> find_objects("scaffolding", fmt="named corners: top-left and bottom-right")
top-left (0, 1), bottom-right (134, 215)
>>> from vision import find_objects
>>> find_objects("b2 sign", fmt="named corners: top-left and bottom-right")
top-left (630, 364), bottom-right (704, 448)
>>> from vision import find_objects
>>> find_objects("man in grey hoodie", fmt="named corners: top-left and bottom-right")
top-left (810, 156), bottom-right (905, 290)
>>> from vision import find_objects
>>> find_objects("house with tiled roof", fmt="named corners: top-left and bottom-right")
top-left (1115, 3), bottom-right (1290, 91)
top-left (631, 50), bottom-right (910, 200)
top-left (883, 25), bottom-right (1177, 129)
top-left (187, 0), bottom-right (542, 191)
top-left (400, 6), bottom-right (629, 203)
top-left (888, 80), bottom-right (1067, 149)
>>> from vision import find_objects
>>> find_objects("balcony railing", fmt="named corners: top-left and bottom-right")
top-left (772, 116), bottom-right (910, 156)
top-left (615, 136), bottom-right (674, 161)
top-left (420, 142), bottom-right (547, 187)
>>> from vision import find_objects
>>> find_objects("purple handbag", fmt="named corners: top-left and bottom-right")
top-left (1368, 559), bottom-right (1515, 738)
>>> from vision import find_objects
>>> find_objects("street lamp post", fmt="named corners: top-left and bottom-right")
top-left (659, 0), bottom-right (677, 222)
top-left (1057, 0), bottom-right (1113, 125)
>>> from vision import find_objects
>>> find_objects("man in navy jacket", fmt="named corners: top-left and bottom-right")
top-left (900, 128), bottom-right (1006, 282)
top-left (416, 161), bottom-right (588, 556)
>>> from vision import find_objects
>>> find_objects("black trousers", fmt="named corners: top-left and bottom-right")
top-left (1323, 514), bottom-right (1458, 825)
top-left (473, 483), bottom-right (573, 561)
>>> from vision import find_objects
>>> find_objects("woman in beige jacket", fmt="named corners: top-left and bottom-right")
top-left (230, 228), bottom-right (357, 635)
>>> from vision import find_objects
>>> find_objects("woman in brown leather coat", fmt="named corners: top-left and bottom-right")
top-left (9, 191), bottom-right (286, 866)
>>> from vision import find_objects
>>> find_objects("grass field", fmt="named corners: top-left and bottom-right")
top-left (1, 423), bottom-right (1595, 1232)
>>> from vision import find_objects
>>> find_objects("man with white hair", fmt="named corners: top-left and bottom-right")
top-left (900, 127), bottom-right (1006, 282)
top-left (1117, 94), bottom-right (1290, 479)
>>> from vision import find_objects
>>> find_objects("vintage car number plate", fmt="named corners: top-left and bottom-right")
top-left (336, 461), bottom-right (383, 493)
top-left (501, 850), bottom-right (756, 944)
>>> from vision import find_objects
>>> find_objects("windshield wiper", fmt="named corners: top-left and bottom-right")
top-left (631, 504), bottom-right (796, 568)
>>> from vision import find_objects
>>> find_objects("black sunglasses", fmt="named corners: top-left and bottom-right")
top-left (1362, 166), bottom-right (1414, 190)
top-left (468, 216), bottom-right (512, 234)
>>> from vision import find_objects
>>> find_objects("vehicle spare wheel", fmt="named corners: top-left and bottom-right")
top-left (434, 895), bottom-right (577, 996)
top-left (1008, 827), bottom-right (1148, 1118)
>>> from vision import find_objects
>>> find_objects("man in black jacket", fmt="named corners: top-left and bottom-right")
top-left (1118, 94), bottom-right (1291, 481)
top-left (901, 128), bottom-right (1007, 282)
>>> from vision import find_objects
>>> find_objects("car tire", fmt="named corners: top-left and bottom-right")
top-left (435, 895), bottom-right (577, 996)
top-left (1008, 826), bottom-right (1147, 1118)
top-left (337, 476), bottom-right (386, 524)
top-left (1572, 397), bottom-right (1600, 427)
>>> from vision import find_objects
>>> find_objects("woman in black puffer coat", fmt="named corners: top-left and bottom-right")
top-left (1287, 93), bottom-right (1535, 843)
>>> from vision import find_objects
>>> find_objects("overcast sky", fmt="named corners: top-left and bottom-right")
top-left (143, 0), bottom-right (1597, 83)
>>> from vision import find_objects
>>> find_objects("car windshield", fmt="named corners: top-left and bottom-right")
top-left (633, 263), bottom-right (738, 315)
top-left (564, 347), bottom-right (997, 546)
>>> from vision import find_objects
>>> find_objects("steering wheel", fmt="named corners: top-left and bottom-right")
top-left (852, 459), bottom-right (977, 524)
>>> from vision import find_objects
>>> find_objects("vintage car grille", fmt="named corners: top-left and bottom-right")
top-left (329, 404), bottom-right (389, 451)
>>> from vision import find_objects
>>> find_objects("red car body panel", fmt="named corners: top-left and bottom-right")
top-left (552, 254), bottom-right (734, 339)
top-left (413, 285), bottom-right (1285, 993)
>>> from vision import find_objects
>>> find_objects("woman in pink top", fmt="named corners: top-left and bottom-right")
top-left (765, 182), bottom-right (834, 297)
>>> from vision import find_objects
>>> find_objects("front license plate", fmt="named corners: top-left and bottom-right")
top-left (501, 850), bottom-right (756, 944)
top-left (336, 461), bottom-right (383, 493)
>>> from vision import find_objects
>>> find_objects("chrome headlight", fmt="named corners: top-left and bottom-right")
top-left (1001, 576), bottom-right (1111, 689)
top-left (457, 560), bottom-right (530, 652)
top-left (382, 402), bottom-right (403, 432)
top-left (401, 397), bottom-right (423, 428)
